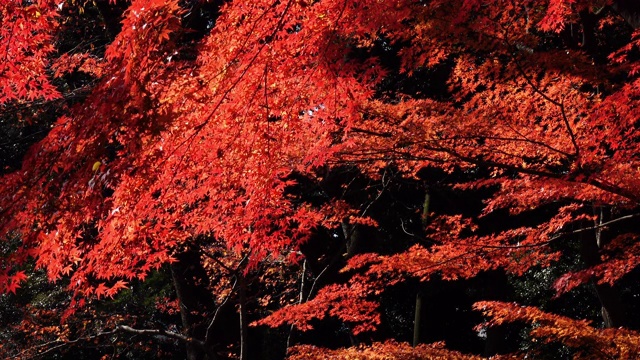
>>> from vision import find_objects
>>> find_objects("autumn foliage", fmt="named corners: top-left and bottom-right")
top-left (1, 0), bottom-right (640, 358)
top-left (475, 301), bottom-right (640, 359)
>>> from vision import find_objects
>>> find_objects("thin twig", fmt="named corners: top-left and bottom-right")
top-left (14, 328), bottom-right (118, 359)
top-left (285, 259), bottom-right (307, 349)
top-left (116, 325), bottom-right (204, 347)
top-left (205, 277), bottom-right (238, 345)
top-left (505, 34), bottom-right (580, 158)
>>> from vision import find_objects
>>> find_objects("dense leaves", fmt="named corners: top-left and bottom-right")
top-left (288, 341), bottom-right (483, 360)
top-left (475, 301), bottom-right (640, 359)
top-left (0, 0), bottom-right (61, 103)
top-left (1, 0), bottom-right (640, 358)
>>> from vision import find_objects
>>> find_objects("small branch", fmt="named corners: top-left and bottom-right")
top-left (424, 145), bottom-right (640, 203)
top-left (417, 248), bottom-right (502, 274)
top-left (420, 134), bottom-right (574, 159)
top-left (205, 277), bottom-right (237, 346)
top-left (400, 218), bottom-right (415, 236)
top-left (351, 127), bottom-right (393, 138)
top-left (116, 325), bottom-right (205, 348)
top-left (359, 167), bottom-right (391, 219)
top-left (463, 213), bottom-right (640, 250)
top-left (286, 259), bottom-right (307, 349)
top-left (201, 249), bottom-right (235, 274)
top-left (306, 262), bottom-right (331, 302)
top-left (435, 145), bottom-right (562, 179)
top-left (15, 328), bottom-right (118, 359)
top-left (561, 212), bottom-right (639, 236)
top-left (200, 248), bottom-right (250, 274)
top-left (506, 39), bottom-right (580, 158)
top-left (18, 322), bottom-right (215, 359)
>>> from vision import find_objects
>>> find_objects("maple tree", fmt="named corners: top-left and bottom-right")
top-left (1, 0), bottom-right (640, 358)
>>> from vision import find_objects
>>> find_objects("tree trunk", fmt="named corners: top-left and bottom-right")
top-left (580, 216), bottom-right (627, 328)
top-left (170, 262), bottom-right (200, 360)
top-left (579, 10), bottom-right (598, 53)
top-left (481, 271), bottom-right (512, 356)
top-left (341, 220), bottom-right (360, 258)
top-left (612, 0), bottom-right (640, 28)
top-left (413, 291), bottom-right (422, 347)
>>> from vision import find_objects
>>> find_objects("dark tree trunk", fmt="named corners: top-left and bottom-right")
top-left (579, 10), bottom-right (598, 53)
top-left (481, 271), bottom-right (513, 357)
top-left (169, 247), bottom-right (217, 360)
top-left (413, 290), bottom-right (423, 347)
top-left (170, 262), bottom-right (201, 360)
top-left (341, 220), bottom-right (361, 258)
top-left (612, 0), bottom-right (640, 28)
top-left (580, 228), bottom-right (627, 328)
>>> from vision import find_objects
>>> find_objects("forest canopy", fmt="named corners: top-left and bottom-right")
top-left (1, 0), bottom-right (640, 359)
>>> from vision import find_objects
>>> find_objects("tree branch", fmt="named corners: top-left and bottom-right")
top-left (423, 145), bottom-right (640, 203)
top-left (463, 213), bottom-right (640, 250)
top-left (205, 277), bottom-right (237, 346)
top-left (116, 325), bottom-right (205, 348)
top-left (503, 29), bottom-right (580, 158)
top-left (15, 328), bottom-right (118, 359)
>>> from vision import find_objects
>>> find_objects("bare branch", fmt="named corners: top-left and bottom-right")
top-left (205, 277), bottom-right (237, 346)
top-left (16, 328), bottom-right (118, 359)
top-left (116, 325), bottom-right (205, 348)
